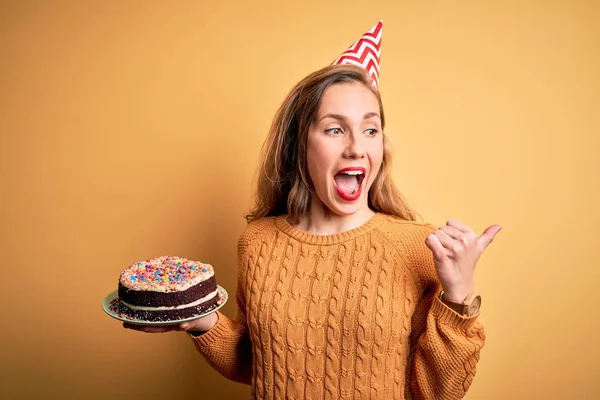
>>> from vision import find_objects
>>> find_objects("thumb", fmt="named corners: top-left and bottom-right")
top-left (477, 224), bottom-right (502, 249)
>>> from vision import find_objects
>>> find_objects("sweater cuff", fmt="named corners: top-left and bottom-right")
top-left (431, 293), bottom-right (480, 331)
top-left (187, 311), bottom-right (230, 347)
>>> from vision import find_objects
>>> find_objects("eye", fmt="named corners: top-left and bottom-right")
top-left (365, 128), bottom-right (379, 136)
top-left (325, 127), bottom-right (343, 135)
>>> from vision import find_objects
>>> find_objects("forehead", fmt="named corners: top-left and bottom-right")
top-left (316, 82), bottom-right (380, 118)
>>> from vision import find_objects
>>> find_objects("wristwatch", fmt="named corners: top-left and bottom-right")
top-left (439, 291), bottom-right (482, 317)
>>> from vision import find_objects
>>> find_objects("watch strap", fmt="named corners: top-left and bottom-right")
top-left (440, 292), bottom-right (467, 315)
top-left (440, 291), bottom-right (481, 317)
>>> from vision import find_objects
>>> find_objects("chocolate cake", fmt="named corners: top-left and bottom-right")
top-left (117, 256), bottom-right (219, 322)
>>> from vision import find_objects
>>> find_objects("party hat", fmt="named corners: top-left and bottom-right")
top-left (331, 20), bottom-right (383, 89)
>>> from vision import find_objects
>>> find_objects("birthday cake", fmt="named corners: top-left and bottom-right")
top-left (116, 256), bottom-right (219, 322)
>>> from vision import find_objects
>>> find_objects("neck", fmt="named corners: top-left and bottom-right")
top-left (293, 197), bottom-right (376, 236)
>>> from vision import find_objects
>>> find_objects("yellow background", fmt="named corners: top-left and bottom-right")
top-left (1, 1), bottom-right (598, 399)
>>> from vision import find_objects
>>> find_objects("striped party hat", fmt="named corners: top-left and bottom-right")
top-left (331, 20), bottom-right (383, 89)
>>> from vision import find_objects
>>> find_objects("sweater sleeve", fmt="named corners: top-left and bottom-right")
top-left (186, 227), bottom-right (254, 385)
top-left (405, 224), bottom-right (486, 400)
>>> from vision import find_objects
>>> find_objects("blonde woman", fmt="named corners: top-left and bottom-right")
top-left (125, 63), bottom-right (501, 399)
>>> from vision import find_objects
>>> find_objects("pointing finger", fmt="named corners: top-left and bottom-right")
top-left (477, 225), bottom-right (502, 249)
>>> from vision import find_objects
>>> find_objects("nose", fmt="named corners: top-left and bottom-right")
top-left (342, 131), bottom-right (365, 159)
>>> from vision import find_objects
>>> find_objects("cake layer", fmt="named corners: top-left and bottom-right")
top-left (120, 289), bottom-right (218, 311)
top-left (118, 275), bottom-right (216, 307)
top-left (118, 295), bottom-right (220, 322)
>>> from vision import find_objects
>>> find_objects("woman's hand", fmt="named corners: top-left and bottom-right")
top-left (122, 311), bottom-right (219, 334)
top-left (425, 219), bottom-right (501, 303)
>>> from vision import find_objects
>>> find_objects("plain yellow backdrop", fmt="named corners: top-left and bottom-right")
top-left (1, 1), bottom-right (598, 399)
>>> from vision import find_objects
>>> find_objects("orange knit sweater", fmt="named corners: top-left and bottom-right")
top-left (189, 213), bottom-right (485, 399)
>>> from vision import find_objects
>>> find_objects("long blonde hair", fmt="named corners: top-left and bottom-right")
top-left (246, 64), bottom-right (416, 224)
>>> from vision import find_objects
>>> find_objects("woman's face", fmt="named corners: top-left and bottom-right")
top-left (306, 81), bottom-right (384, 217)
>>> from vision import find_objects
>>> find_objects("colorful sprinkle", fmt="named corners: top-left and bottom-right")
top-left (119, 256), bottom-right (214, 291)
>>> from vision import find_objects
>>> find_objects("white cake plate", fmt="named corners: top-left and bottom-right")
top-left (102, 285), bottom-right (228, 326)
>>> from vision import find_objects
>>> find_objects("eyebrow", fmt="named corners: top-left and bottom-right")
top-left (319, 112), bottom-right (381, 122)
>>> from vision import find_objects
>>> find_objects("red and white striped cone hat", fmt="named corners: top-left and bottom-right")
top-left (331, 20), bottom-right (383, 89)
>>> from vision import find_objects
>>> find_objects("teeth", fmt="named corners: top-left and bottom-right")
top-left (342, 171), bottom-right (363, 175)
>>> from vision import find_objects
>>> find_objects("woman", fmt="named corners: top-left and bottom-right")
top-left (125, 64), bottom-right (501, 399)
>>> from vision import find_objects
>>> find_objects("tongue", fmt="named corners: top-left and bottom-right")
top-left (334, 174), bottom-right (359, 194)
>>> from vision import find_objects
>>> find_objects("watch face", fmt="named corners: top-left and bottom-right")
top-left (468, 295), bottom-right (482, 315)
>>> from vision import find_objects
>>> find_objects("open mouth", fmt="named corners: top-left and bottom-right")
top-left (334, 167), bottom-right (366, 201)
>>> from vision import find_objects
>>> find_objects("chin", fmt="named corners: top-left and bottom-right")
top-left (311, 182), bottom-right (373, 218)
top-left (323, 192), bottom-right (370, 217)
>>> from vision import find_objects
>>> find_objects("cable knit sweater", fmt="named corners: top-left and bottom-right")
top-left (189, 213), bottom-right (486, 399)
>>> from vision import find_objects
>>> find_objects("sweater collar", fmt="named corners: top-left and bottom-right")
top-left (273, 212), bottom-right (384, 245)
